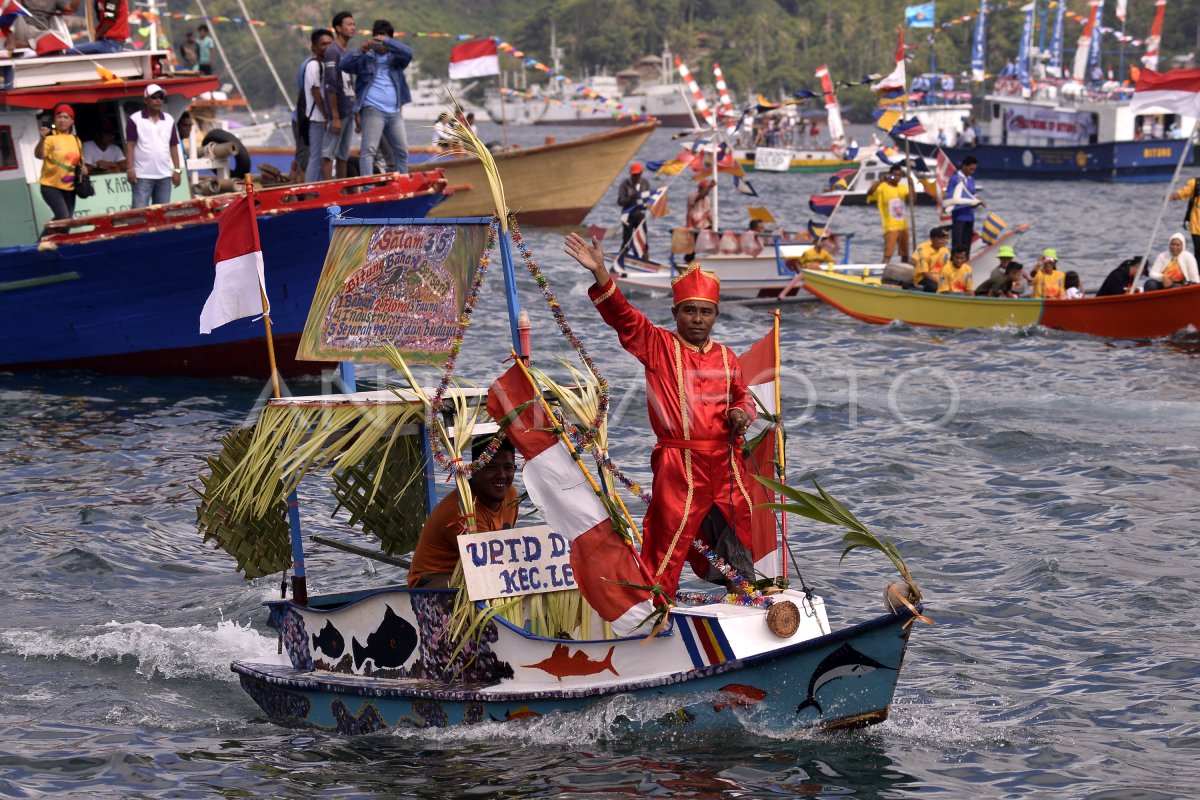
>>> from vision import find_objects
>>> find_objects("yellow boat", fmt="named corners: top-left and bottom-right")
top-left (801, 269), bottom-right (1043, 329)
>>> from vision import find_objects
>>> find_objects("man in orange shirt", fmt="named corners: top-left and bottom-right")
top-left (407, 438), bottom-right (518, 588)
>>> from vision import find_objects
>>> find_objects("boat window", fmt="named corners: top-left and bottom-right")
top-left (0, 126), bottom-right (16, 171)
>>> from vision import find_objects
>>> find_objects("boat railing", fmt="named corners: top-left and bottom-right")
top-left (1, 49), bottom-right (165, 91)
top-left (41, 171), bottom-right (448, 244)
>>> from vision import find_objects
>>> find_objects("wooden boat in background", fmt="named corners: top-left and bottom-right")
top-left (802, 269), bottom-right (1200, 339)
top-left (409, 121), bottom-right (659, 225)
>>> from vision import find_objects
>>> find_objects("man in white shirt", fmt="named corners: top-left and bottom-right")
top-left (125, 83), bottom-right (181, 208)
top-left (82, 124), bottom-right (126, 173)
top-left (303, 29), bottom-right (333, 183)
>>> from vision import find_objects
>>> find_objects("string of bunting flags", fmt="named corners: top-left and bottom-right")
top-left (930, 0), bottom-right (1145, 48)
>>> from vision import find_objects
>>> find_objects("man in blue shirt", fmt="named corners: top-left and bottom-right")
top-left (340, 18), bottom-right (413, 176)
top-left (944, 155), bottom-right (984, 257)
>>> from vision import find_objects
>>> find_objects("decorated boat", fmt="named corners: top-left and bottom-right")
top-left (0, 49), bottom-right (449, 378)
top-left (203, 122), bottom-right (928, 736)
top-left (809, 155), bottom-right (938, 208)
top-left (802, 269), bottom-right (1200, 338)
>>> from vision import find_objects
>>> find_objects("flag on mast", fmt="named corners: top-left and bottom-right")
top-left (872, 28), bottom-right (907, 93)
top-left (449, 38), bottom-right (500, 80)
top-left (1130, 69), bottom-right (1200, 117)
top-left (738, 322), bottom-right (784, 580)
top-left (199, 193), bottom-right (268, 334)
top-left (970, 0), bottom-right (988, 82)
top-left (1141, 0), bottom-right (1168, 72)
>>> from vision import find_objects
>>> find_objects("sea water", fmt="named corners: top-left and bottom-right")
top-left (1, 122), bottom-right (1198, 798)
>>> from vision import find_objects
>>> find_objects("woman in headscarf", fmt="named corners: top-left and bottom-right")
top-left (1145, 233), bottom-right (1199, 291)
top-left (33, 102), bottom-right (86, 226)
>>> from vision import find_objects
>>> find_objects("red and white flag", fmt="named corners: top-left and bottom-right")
top-left (872, 28), bottom-right (907, 93)
top-left (199, 194), bottom-right (268, 334)
top-left (1130, 69), bottom-right (1200, 118)
top-left (449, 38), bottom-right (500, 80)
top-left (737, 321), bottom-right (783, 579)
top-left (487, 365), bottom-right (659, 636)
top-left (1141, 0), bottom-right (1167, 72)
top-left (935, 148), bottom-right (957, 223)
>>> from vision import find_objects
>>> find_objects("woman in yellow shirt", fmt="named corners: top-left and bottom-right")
top-left (33, 103), bottom-right (86, 226)
top-left (1030, 249), bottom-right (1066, 299)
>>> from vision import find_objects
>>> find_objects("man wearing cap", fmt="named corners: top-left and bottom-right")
top-left (125, 84), bottom-right (181, 208)
top-left (564, 232), bottom-right (763, 599)
top-left (1031, 249), bottom-right (1066, 299)
top-left (974, 245), bottom-right (1026, 296)
top-left (616, 162), bottom-right (651, 262)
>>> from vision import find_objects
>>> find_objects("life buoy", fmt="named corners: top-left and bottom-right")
top-left (199, 128), bottom-right (252, 178)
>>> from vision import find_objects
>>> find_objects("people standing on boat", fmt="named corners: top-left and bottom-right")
top-left (565, 232), bottom-right (762, 599)
top-left (1064, 271), bottom-right (1084, 299)
top-left (1030, 250), bottom-right (1066, 299)
top-left (912, 226), bottom-right (950, 292)
top-left (82, 122), bottom-right (125, 174)
top-left (34, 103), bottom-right (85, 227)
top-left (866, 164), bottom-right (910, 264)
top-left (321, 12), bottom-right (358, 180)
top-left (617, 161), bottom-right (650, 262)
top-left (179, 30), bottom-right (199, 71)
top-left (962, 117), bottom-right (978, 148)
top-left (944, 155), bottom-right (983, 256)
top-left (301, 29), bottom-right (333, 183)
top-left (937, 247), bottom-right (973, 294)
top-left (406, 438), bottom-right (519, 589)
top-left (195, 25), bottom-right (215, 75)
top-left (342, 18), bottom-right (412, 176)
top-left (1169, 175), bottom-right (1200, 257)
top-left (1145, 233), bottom-right (1199, 291)
top-left (125, 84), bottom-right (181, 208)
top-left (1096, 256), bottom-right (1144, 296)
top-left (68, 0), bottom-right (128, 55)
top-left (432, 112), bottom-right (453, 146)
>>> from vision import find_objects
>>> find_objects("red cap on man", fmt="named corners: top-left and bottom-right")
top-left (630, 162), bottom-right (643, 174)
top-left (671, 263), bottom-right (720, 306)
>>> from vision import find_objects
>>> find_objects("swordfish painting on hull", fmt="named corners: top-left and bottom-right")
top-left (796, 643), bottom-right (898, 716)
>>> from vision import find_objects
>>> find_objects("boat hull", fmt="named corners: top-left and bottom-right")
top-left (898, 136), bottom-right (1193, 183)
top-left (231, 587), bottom-right (916, 735)
top-left (734, 148), bottom-right (857, 173)
top-left (803, 270), bottom-right (1200, 338)
top-left (0, 179), bottom-right (446, 378)
top-left (411, 122), bottom-right (659, 226)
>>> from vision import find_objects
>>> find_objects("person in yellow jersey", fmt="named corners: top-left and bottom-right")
top-left (866, 164), bottom-right (911, 263)
top-left (937, 246), bottom-right (974, 294)
top-left (797, 236), bottom-right (835, 269)
top-left (1170, 174), bottom-right (1200, 256)
top-left (1030, 249), bottom-right (1066, 299)
top-left (912, 226), bottom-right (950, 292)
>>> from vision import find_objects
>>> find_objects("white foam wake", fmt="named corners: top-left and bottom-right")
top-left (0, 618), bottom-right (277, 682)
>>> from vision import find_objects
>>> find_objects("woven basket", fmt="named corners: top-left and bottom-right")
top-left (765, 600), bottom-right (800, 638)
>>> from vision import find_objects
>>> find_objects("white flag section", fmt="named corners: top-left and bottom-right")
top-left (449, 39), bottom-right (500, 80)
top-left (487, 365), bottom-right (659, 637)
top-left (1130, 69), bottom-right (1200, 118)
top-left (199, 193), bottom-right (268, 334)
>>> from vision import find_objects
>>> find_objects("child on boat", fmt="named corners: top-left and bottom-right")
top-left (1064, 271), bottom-right (1084, 299)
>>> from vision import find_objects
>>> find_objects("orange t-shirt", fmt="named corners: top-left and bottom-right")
top-left (407, 486), bottom-right (519, 587)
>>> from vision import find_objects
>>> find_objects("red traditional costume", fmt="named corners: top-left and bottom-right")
top-left (587, 266), bottom-right (761, 597)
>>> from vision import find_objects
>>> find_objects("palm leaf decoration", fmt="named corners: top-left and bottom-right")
top-left (438, 92), bottom-right (508, 231)
top-left (756, 475), bottom-right (930, 623)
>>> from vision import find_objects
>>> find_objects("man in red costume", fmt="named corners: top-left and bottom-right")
top-left (564, 232), bottom-right (763, 598)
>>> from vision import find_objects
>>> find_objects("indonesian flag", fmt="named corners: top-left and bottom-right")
top-left (449, 38), bottom-right (500, 80)
top-left (737, 318), bottom-right (783, 579)
top-left (487, 365), bottom-right (659, 636)
top-left (1130, 69), bottom-right (1200, 118)
top-left (935, 148), bottom-right (957, 223)
top-left (199, 194), bottom-right (268, 334)
top-left (872, 28), bottom-right (907, 93)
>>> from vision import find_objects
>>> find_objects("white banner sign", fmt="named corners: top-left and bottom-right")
top-left (456, 525), bottom-right (577, 601)
top-left (1003, 107), bottom-right (1093, 144)
top-left (754, 147), bottom-right (793, 172)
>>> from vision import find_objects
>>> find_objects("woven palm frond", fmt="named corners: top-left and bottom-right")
top-left (330, 433), bottom-right (427, 556)
top-left (196, 426), bottom-right (291, 579)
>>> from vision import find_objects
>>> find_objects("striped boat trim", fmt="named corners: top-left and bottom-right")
top-left (677, 615), bottom-right (735, 669)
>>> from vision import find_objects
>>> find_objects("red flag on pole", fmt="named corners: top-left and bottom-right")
top-left (199, 194), bottom-right (268, 334)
